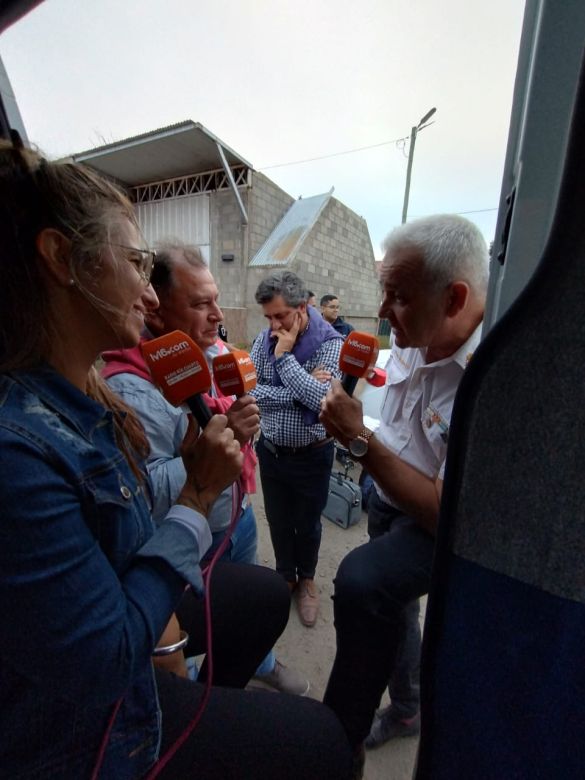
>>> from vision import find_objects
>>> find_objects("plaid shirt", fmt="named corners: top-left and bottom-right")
top-left (250, 332), bottom-right (343, 447)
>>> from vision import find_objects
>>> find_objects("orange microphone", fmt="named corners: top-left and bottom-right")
top-left (366, 367), bottom-right (386, 387)
top-left (140, 330), bottom-right (213, 428)
top-left (339, 332), bottom-right (379, 396)
top-left (212, 349), bottom-right (257, 397)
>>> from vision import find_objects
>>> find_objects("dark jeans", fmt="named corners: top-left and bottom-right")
top-left (256, 435), bottom-right (334, 582)
top-left (155, 670), bottom-right (353, 779)
top-left (367, 491), bottom-right (421, 720)
top-left (324, 492), bottom-right (434, 747)
top-left (176, 561), bottom-right (288, 688)
top-left (154, 564), bottom-right (354, 779)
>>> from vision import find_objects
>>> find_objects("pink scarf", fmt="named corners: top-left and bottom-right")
top-left (101, 339), bottom-right (257, 494)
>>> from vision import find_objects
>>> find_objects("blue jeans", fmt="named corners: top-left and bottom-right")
top-left (324, 494), bottom-right (434, 747)
top-left (201, 504), bottom-right (275, 677)
top-left (256, 435), bottom-right (334, 582)
top-left (205, 504), bottom-right (258, 565)
top-left (367, 491), bottom-right (421, 719)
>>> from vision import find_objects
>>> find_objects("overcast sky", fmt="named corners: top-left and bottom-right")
top-left (1, 0), bottom-right (526, 257)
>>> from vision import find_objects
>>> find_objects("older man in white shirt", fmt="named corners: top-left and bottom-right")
top-left (319, 214), bottom-right (488, 773)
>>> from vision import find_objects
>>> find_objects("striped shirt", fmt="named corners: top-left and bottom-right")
top-left (250, 333), bottom-right (343, 447)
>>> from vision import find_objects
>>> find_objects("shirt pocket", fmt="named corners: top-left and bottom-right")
top-left (380, 369), bottom-right (408, 423)
top-left (81, 465), bottom-right (150, 573)
top-left (421, 404), bottom-right (450, 458)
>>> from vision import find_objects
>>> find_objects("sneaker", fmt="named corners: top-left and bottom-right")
top-left (254, 659), bottom-right (310, 696)
top-left (364, 707), bottom-right (420, 749)
top-left (297, 578), bottom-right (319, 627)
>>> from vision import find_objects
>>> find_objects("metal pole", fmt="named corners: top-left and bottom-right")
top-left (401, 125), bottom-right (417, 224)
top-left (216, 141), bottom-right (248, 225)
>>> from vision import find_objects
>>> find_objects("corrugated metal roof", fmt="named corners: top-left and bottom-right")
top-left (250, 189), bottom-right (333, 267)
top-left (70, 120), bottom-right (253, 186)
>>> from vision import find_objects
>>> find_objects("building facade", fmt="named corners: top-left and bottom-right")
top-left (70, 120), bottom-right (380, 345)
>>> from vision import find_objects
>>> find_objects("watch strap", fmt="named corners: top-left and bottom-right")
top-left (357, 427), bottom-right (374, 444)
top-left (349, 426), bottom-right (374, 458)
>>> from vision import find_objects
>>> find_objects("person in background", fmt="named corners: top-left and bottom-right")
top-left (0, 138), bottom-right (353, 780)
top-left (320, 293), bottom-right (355, 337)
top-left (320, 214), bottom-right (488, 774)
top-left (250, 271), bottom-right (343, 627)
top-left (217, 321), bottom-right (229, 342)
top-left (102, 244), bottom-right (309, 696)
top-left (307, 290), bottom-right (317, 307)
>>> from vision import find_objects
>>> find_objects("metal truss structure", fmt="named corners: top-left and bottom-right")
top-left (131, 165), bottom-right (250, 204)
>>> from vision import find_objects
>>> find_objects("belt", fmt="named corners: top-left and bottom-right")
top-left (261, 435), bottom-right (333, 457)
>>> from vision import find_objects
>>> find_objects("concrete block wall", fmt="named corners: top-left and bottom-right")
top-left (210, 188), bottom-right (250, 309)
top-left (220, 307), bottom-right (248, 348)
top-left (294, 197), bottom-right (380, 334)
top-left (211, 172), bottom-right (296, 343)
top-left (244, 173), bottom-right (295, 343)
top-left (212, 176), bottom-right (380, 343)
top-left (247, 172), bottom-right (294, 259)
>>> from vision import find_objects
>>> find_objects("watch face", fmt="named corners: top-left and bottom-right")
top-left (349, 437), bottom-right (368, 457)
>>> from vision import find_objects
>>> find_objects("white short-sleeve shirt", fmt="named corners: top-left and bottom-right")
top-left (374, 324), bottom-right (482, 507)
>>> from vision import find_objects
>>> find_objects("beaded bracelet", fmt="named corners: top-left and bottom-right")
top-left (152, 629), bottom-right (189, 656)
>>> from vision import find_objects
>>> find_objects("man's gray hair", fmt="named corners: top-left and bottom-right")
top-left (382, 214), bottom-right (489, 294)
top-left (255, 271), bottom-right (308, 307)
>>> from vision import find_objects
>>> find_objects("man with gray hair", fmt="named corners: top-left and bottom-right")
top-left (319, 214), bottom-right (488, 770)
top-left (250, 271), bottom-right (343, 627)
top-left (102, 245), bottom-right (309, 697)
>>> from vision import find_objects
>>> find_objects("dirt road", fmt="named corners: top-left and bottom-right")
top-left (249, 467), bottom-right (421, 780)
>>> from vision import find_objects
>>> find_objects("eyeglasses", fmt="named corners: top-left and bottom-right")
top-left (325, 304), bottom-right (340, 310)
top-left (113, 244), bottom-right (156, 284)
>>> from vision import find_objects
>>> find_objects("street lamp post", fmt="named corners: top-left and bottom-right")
top-left (401, 107), bottom-right (437, 224)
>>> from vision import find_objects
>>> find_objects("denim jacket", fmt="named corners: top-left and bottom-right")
top-left (0, 366), bottom-right (210, 779)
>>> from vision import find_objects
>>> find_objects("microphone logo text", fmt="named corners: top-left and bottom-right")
top-left (347, 339), bottom-right (371, 353)
top-left (149, 341), bottom-right (190, 362)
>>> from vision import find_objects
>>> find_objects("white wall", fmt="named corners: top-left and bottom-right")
top-left (136, 193), bottom-right (210, 263)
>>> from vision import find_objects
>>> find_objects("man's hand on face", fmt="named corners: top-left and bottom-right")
top-left (273, 310), bottom-right (302, 357)
top-left (226, 395), bottom-right (261, 445)
top-left (319, 378), bottom-right (364, 447)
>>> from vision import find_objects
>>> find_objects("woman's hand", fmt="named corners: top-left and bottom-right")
top-left (177, 414), bottom-right (243, 517)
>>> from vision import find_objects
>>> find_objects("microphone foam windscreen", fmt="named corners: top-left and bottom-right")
top-left (366, 367), bottom-right (386, 387)
top-left (212, 349), bottom-right (257, 396)
top-left (339, 332), bottom-right (380, 378)
top-left (140, 330), bottom-right (212, 406)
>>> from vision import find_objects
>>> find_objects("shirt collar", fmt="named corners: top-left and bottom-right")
top-left (451, 322), bottom-right (483, 369)
top-left (419, 322), bottom-right (483, 369)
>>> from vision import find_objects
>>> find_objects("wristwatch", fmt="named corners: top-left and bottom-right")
top-left (348, 427), bottom-right (374, 458)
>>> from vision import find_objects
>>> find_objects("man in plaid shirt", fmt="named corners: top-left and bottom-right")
top-left (250, 271), bottom-right (343, 627)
